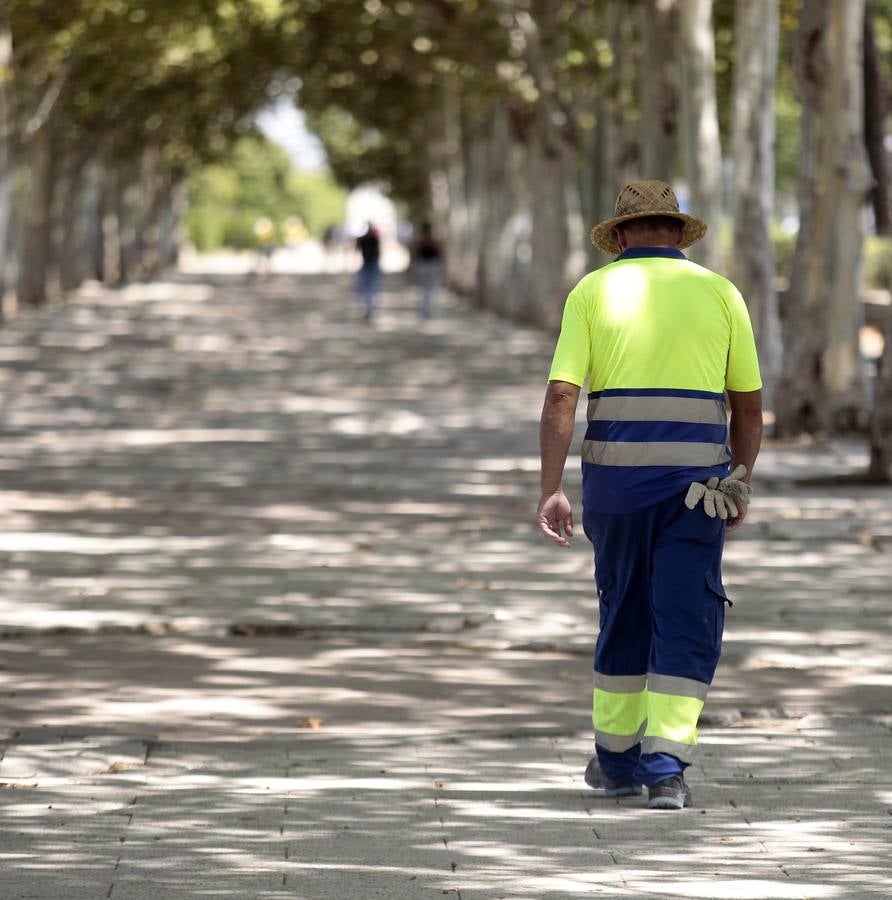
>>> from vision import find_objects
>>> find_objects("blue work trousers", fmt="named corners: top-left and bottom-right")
top-left (583, 490), bottom-right (729, 786)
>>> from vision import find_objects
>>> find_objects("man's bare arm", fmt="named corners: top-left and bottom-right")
top-left (537, 380), bottom-right (581, 547)
top-left (725, 388), bottom-right (763, 532)
top-left (727, 389), bottom-right (763, 479)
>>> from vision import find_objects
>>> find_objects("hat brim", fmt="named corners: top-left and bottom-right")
top-left (590, 211), bottom-right (707, 256)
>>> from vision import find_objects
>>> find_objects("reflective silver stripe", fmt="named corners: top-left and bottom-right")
top-left (588, 395), bottom-right (727, 425)
top-left (641, 735), bottom-right (697, 764)
top-left (647, 673), bottom-right (710, 701)
top-left (596, 723), bottom-right (647, 753)
top-left (582, 440), bottom-right (731, 467)
top-left (595, 672), bottom-right (647, 694)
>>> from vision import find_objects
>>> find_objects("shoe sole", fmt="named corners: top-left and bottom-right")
top-left (647, 790), bottom-right (693, 810)
top-left (584, 777), bottom-right (643, 797)
top-left (647, 796), bottom-right (686, 809)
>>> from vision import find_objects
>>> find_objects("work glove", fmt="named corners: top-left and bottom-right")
top-left (684, 465), bottom-right (752, 520)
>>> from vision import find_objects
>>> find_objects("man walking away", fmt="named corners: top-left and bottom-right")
top-left (537, 181), bottom-right (763, 810)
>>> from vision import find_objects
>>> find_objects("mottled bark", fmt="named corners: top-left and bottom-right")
top-left (116, 159), bottom-right (139, 283)
top-left (99, 160), bottom-right (121, 284)
top-left (776, 0), bottom-right (872, 435)
top-left (476, 106), bottom-right (529, 320)
top-left (588, 2), bottom-right (633, 267)
top-left (525, 125), bottom-right (577, 326)
top-left (0, 28), bottom-right (11, 306)
top-left (51, 143), bottom-right (89, 295)
top-left (139, 155), bottom-right (174, 279)
top-left (433, 24), bottom-right (586, 328)
top-left (731, 0), bottom-right (781, 406)
top-left (639, 0), bottom-right (679, 183)
top-left (438, 81), bottom-right (481, 299)
top-left (161, 179), bottom-right (187, 270)
top-left (83, 160), bottom-right (105, 281)
top-left (679, 0), bottom-right (722, 270)
top-left (16, 123), bottom-right (53, 307)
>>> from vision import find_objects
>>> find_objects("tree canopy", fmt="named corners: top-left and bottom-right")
top-left (3, 0), bottom-right (892, 454)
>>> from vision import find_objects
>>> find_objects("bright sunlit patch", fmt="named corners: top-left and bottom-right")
top-left (238, 776), bottom-right (430, 791)
top-left (624, 879), bottom-right (841, 899)
top-left (602, 265), bottom-right (648, 322)
top-left (120, 282), bottom-right (213, 303)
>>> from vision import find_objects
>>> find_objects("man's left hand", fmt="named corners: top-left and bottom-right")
top-left (537, 490), bottom-right (574, 548)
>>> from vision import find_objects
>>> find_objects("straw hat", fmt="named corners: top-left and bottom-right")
top-left (590, 180), bottom-right (707, 255)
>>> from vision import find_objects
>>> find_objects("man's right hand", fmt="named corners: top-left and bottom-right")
top-left (725, 504), bottom-right (748, 534)
top-left (537, 490), bottom-right (574, 548)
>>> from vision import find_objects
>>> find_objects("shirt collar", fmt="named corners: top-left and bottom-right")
top-left (615, 247), bottom-right (687, 261)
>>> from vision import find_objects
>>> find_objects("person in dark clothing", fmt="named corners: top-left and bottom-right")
top-left (355, 223), bottom-right (381, 320)
top-left (411, 222), bottom-right (443, 319)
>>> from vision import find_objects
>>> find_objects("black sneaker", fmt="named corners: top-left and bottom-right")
top-left (647, 774), bottom-right (693, 809)
top-left (584, 757), bottom-right (642, 797)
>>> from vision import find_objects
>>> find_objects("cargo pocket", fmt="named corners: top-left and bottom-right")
top-left (593, 559), bottom-right (613, 636)
top-left (705, 570), bottom-right (731, 650)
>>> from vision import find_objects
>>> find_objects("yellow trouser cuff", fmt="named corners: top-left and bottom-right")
top-left (592, 687), bottom-right (647, 736)
top-left (644, 691), bottom-right (704, 746)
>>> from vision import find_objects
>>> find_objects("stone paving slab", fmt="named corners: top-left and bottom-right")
top-left (0, 267), bottom-right (889, 898)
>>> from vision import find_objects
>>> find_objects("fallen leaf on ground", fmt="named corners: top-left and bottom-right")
top-left (295, 717), bottom-right (324, 730)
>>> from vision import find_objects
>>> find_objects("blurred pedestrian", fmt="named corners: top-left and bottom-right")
top-left (283, 215), bottom-right (307, 247)
top-left (253, 216), bottom-right (276, 275)
top-left (355, 222), bottom-right (381, 321)
top-left (411, 222), bottom-right (443, 319)
top-left (537, 181), bottom-right (763, 810)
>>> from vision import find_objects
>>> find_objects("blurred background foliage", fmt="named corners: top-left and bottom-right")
top-left (2, 0), bottom-right (892, 467)
top-left (185, 134), bottom-right (346, 250)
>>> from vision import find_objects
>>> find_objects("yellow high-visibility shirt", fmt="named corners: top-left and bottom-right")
top-left (548, 249), bottom-right (762, 393)
top-left (547, 248), bottom-right (762, 512)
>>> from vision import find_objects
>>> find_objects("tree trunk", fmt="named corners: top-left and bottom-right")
top-left (0, 28), bottom-right (12, 308)
top-left (526, 127), bottom-right (570, 325)
top-left (639, 0), bottom-right (679, 183)
top-left (61, 165), bottom-right (91, 293)
top-left (116, 160), bottom-right (138, 283)
top-left (476, 106), bottom-right (529, 320)
top-left (731, 0), bottom-right (782, 407)
top-left (588, 2), bottom-right (633, 267)
top-left (16, 123), bottom-right (53, 307)
top-left (678, 0), bottom-right (723, 271)
top-left (159, 178), bottom-right (186, 270)
top-left (864, 0), bottom-right (890, 235)
top-left (775, 0), bottom-right (872, 435)
top-left (99, 160), bottom-right (121, 284)
top-left (438, 83), bottom-right (482, 299)
top-left (52, 144), bottom-right (88, 295)
top-left (139, 149), bottom-right (174, 278)
top-left (869, 296), bottom-right (892, 479)
top-left (83, 159), bottom-right (105, 281)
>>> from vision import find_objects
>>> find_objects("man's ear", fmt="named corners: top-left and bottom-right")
top-left (615, 226), bottom-right (626, 250)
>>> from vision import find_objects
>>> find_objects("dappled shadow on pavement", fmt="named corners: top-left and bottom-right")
top-left (0, 267), bottom-right (890, 898)
top-left (2, 633), bottom-right (890, 898)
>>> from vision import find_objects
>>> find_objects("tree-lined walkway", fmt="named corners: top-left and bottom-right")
top-left (0, 266), bottom-right (890, 898)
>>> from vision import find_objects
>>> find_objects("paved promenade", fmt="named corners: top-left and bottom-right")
top-left (0, 263), bottom-right (890, 898)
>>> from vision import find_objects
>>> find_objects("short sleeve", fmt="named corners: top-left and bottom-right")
top-left (547, 286), bottom-right (590, 387)
top-left (725, 285), bottom-right (763, 392)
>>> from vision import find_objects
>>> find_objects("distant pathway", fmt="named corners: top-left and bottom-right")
top-left (0, 263), bottom-right (889, 898)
